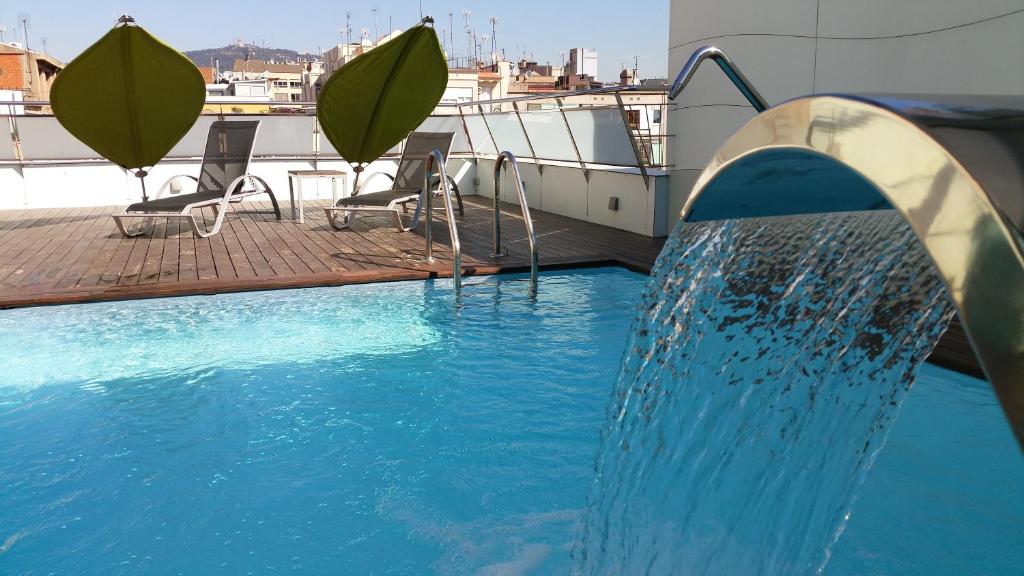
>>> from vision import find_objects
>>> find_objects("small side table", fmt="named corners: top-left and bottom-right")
top-left (287, 170), bottom-right (348, 223)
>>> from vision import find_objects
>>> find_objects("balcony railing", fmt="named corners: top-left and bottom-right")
top-left (1, 86), bottom-right (672, 174)
top-left (0, 86), bottom-right (674, 237)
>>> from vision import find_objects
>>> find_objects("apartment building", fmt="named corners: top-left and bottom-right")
top-left (0, 42), bottom-right (63, 112)
top-left (229, 59), bottom-right (304, 102)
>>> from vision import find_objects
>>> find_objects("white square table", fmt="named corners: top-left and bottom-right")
top-left (287, 170), bottom-right (348, 223)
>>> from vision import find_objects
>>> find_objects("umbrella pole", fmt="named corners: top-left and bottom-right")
top-left (133, 169), bottom-right (150, 202)
top-left (351, 164), bottom-right (364, 197)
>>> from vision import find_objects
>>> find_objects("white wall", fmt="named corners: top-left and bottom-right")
top-left (475, 158), bottom-right (668, 237)
top-left (666, 0), bottom-right (1024, 224)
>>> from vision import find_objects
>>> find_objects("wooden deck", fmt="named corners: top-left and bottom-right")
top-left (0, 196), bottom-right (980, 376)
top-left (0, 196), bottom-right (663, 308)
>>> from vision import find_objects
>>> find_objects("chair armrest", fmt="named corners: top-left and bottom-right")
top-left (354, 171), bottom-right (395, 196)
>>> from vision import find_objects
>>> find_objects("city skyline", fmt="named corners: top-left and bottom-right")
top-left (0, 0), bottom-right (669, 81)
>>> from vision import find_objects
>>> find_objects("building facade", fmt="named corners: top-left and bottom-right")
top-left (0, 42), bottom-right (62, 112)
top-left (665, 0), bottom-right (1024, 224)
top-left (566, 48), bottom-right (598, 78)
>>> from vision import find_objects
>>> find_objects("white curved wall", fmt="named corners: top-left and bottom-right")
top-left (666, 0), bottom-right (1024, 223)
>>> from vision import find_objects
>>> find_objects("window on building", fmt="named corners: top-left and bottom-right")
top-left (290, 94), bottom-right (301, 102)
top-left (652, 110), bottom-right (662, 124)
top-left (290, 81), bottom-right (302, 88)
top-left (273, 81), bottom-right (288, 88)
top-left (626, 110), bottom-right (641, 128)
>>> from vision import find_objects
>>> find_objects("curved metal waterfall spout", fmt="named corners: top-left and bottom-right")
top-left (669, 46), bottom-right (768, 112)
top-left (492, 151), bottom-right (539, 292)
top-left (422, 149), bottom-right (462, 292)
top-left (680, 94), bottom-right (1024, 448)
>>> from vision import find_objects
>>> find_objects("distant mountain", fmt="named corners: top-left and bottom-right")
top-left (184, 44), bottom-right (306, 71)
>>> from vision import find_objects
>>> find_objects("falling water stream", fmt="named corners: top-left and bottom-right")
top-left (575, 211), bottom-right (955, 575)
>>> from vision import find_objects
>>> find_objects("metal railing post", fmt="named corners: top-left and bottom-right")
top-left (615, 93), bottom-right (650, 188)
top-left (511, 101), bottom-right (542, 174)
top-left (556, 96), bottom-right (590, 182)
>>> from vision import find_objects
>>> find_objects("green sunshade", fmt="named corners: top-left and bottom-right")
top-left (51, 16), bottom-right (205, 172)
top-left (317, 18), bottom-right (448, 169)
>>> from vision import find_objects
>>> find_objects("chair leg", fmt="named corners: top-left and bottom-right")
top-left (392, 209), bottom-right (416, 232)
top-left (326, 209), bottom-right (353, 230)
top-left (111, 214), bottom-right (148, 238)
top-left (266, 187), bottom-right (282, 220)
top-left (447, 176), bottom-right (465, 216)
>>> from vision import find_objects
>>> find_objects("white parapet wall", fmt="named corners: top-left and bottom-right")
top-left (1, 103), bottom-right (669, 236)
top-left (0, 157), bottom-right (478, 209)
top-left (665, 0), bottom-right (1024, 225)
top-left (475, 157), bottom-right (669, 238)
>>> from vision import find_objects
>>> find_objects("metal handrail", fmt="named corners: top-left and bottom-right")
top-left (492, 151), bottom-right (539, 292)
top-left (422, 149), bottom-right (462, 292)
top-left (669, 45), bottom-right (768, 112)
top-left (4, 85), bottom-right (663, 111)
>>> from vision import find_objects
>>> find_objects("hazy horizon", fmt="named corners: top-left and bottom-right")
top-left (0, 0), bottom-right (670, 82)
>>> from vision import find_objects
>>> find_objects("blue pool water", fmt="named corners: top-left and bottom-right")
top-left (0, 269), bottom-right (647, 575)
top-left (0, 266), bottom-right (1020, 574)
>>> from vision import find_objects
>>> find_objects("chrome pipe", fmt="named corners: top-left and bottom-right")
top-left (422, 149), bottom-right (461, 292)
top-left (669, 45), bottom-right (768, 112)
top-left (493, 151), bottom-right (539, 292)
top-left (680, 93), bottom-right (1024, 448)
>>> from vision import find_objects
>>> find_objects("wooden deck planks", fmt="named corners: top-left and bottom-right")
top-left (0, 196), bottom-right (979, 376)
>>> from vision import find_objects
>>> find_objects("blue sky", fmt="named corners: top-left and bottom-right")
top-left (0, 0), bottom-right (669, 81)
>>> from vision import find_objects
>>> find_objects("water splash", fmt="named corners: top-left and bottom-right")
top-left (575, 211), bottom-right (954, 575)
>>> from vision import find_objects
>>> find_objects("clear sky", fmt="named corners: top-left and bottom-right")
top-left (0, 0), bottom-right (670, 81)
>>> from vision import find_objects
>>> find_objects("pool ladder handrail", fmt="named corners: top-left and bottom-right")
top-left (669, 45), bottom-right (768, 112)
top-left (422, 149), bottom-right (462, 292)
top-left (492, 151), bottom-right (539, 292)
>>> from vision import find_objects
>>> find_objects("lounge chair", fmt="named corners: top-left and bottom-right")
top-left (324, 131), bottom-right (464, 231)
top-left (112, 120), bottom-right (281, 238)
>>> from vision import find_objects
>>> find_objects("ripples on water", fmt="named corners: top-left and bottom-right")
top-left (575, 212), bottom-right (957, 574)
top-left (0, 269), bottom-right (647, 575)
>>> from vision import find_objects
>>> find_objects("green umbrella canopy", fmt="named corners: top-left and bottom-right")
top-left (51, 16), bottom-right (205, 173)
top-left (317, 18), bottom-right (448, 171)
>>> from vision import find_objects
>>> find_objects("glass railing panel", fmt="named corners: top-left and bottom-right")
top-left (16, 116), bottom-right (103, 161)
top-left (0, 120), bottom-right (16, 161)
top-left (517, 110), bottom-right (578, 162)
top-left (462, 114), bottom-right (496, 155)
top-left (167, 116), bottom-right (217, 158)
top-left (249, 115), bottom-right (318, 157)
top-left (317, 127), bottom-right (401, 159)
top-left (483, 113), bottom-right (532, 158)
top-left (562, 108), bottom-right (638, 167)
top-left (416, 115), bottom-right (471, 154)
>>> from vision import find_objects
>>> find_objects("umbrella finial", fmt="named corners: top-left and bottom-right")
top-left (116, 14), bottom-right (136, 26)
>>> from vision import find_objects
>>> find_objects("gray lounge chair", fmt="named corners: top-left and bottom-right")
top-left (324, 131), bottom-right (464, 231)
top-left (112, 120), bottom-right (281, 238)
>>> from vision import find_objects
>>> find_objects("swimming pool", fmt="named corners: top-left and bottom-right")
top-left (0, 268), bottom-right (1019, 574)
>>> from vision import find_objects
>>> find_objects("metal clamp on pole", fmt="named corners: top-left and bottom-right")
top-left (669, 45), bottom-right (768, 112)
top-left (493, 151), bottom-right (539, 292)
top-left (422, 149), bottom-right (462, 292)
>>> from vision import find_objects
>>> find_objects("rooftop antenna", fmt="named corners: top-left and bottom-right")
top-left (0, 25), bottom-right (6, 43)
top-left (371, 6), bottom-right (378, 41)
top-left (17, 13), bottom-right (31, 87)
top-left (41, 36), bottom-right (47, 54)
top-left (345, 11), bottom-right (351, 46)
top-left (419, 0), bottom-right (423, 19)
top-left (447, 12), bottom-right (454, 63)
top-left (489, 16), bottom-right (497, 64)
top-left (462, 9), bottom-right (472, 66)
